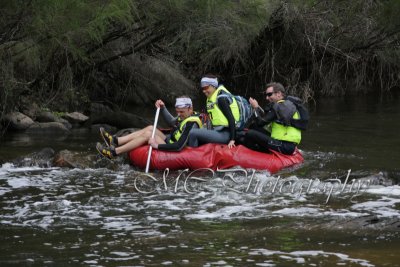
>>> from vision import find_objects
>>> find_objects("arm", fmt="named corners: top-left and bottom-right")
top-left (249, 97), bottom-right (275, 125)
top-left (153, 122), bottom-right (198, 152)
top-left (160, 106), bottom-right (177, 127)
top-left (155, 99), bottom-right (176, 127)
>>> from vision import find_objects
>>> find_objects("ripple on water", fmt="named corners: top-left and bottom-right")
top-left (0, 163), bottom-right (399, 266)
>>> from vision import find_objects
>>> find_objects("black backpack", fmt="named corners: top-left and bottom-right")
top-left (286, 96), bottom-right (310, 130)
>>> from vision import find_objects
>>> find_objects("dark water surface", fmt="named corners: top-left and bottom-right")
top-left (0, 96), bottom-right (399, 266)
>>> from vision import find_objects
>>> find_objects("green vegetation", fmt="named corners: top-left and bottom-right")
top-left (1, 0), bottom-right (399, 123)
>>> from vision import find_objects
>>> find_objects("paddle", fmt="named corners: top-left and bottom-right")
top-left (145, 107), bottom-right (161, 173)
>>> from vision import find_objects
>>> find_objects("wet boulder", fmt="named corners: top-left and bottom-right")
top-left (36, 111), bottom-right (72, 129)
top-left (62, 112), bottom-right (89, 125)
top-left (2, 112), bottom-right (34, 130)
top-left (53, 149), bottom-right (96, 169)
top-left (53, 149), bottom-right (123, 170)
top-left (12, 147), bottom-right (55, 168)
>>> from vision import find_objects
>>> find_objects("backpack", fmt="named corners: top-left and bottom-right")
top-left (218, 92), bottom-right (252, 131)
top-left (233, 95), bottom-right (252, 130)
top-left (286, 96), bottom-right (310, 130)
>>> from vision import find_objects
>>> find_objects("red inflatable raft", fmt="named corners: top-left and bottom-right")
top-left (129, 144), bottom-right (303, 174)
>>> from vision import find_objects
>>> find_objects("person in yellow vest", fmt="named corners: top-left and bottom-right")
top-left (187, 74), bottom-right (240, 148)
top-left (96, 97), bottom-right (202, 159)
top-left (241, 82), bottom-right (301, 155)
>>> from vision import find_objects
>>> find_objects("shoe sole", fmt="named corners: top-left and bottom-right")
top-left (100, 128), bottom-right (112, 148)
top-left (96, 143), bottom-right (113, 162)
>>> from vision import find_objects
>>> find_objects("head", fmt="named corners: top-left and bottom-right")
top-left (175, 96), bottom-right (193, 120)
top-left (264, 82), bottom-right (285, 103)
top-left (200, 74), bottom-right (218, 98)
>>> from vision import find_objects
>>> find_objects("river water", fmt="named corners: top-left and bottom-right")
top-left (0, 96), bottom-right (399, 266)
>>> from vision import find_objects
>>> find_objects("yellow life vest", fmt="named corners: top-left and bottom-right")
top-left (206, 85), bottom-right (240, 127)
top-left (271, 100), bottom-right (302, 144)
top-left (169, 113), bottom-right (202, 143)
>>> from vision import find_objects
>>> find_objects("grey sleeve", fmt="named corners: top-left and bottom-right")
top-left (160, 107), bottom-right (177, 127)
top-left (254, 106), bottom-right (265, 118)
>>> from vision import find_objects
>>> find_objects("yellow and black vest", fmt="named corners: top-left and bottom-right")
top-left (206, 85), bottom-right (240, 127)
top-left (271, 100), bottom-right (302, 144)
top-left (169, 113), bottom-right (202, 143)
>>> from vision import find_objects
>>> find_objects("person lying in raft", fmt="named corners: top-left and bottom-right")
top-left (96, 97), bottom-right (202, 159)
top-left (239, 82), bottom-right (304, 155)
top-left (187, 74), bottom-right (239, 149)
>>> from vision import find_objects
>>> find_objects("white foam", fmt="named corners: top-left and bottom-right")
top-left (364, 185), bottom-right (400, 196)
top-left (7, 178), bottom-right (31, 188)
top-left (249, 249), bottom-right (373, 267)
top-left (272, 207), bottom-right (321, 216)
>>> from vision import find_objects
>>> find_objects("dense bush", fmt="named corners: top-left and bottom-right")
top-left (1, 0), bottom-right (399, 123)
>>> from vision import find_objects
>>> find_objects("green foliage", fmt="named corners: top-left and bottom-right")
top-left (222, 0), bottom-right (400, 97)
top-left (0, 0), bottom-right (137, 114)
top-left (1, 0), bottom-right (399, 124)
top-left (28, 0), bottom-right (136, 61)
top-left (144, 0), bottom-right (278, 72)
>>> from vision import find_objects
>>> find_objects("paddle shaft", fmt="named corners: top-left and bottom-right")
top-left (145, 107), bottom-right (161, 173)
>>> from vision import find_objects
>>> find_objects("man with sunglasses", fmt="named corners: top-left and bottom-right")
top-left (240, 82), bottom-right (301, 155)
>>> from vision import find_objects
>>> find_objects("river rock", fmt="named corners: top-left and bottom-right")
top-left (36, 111), bottom-right (72, 129)
top-left (36, 111), bottom-right (60, 122)
top-left (89, 52), bottom-right (197, 108)
top-left (53, 150), bottom-right (95, 168)
top-left (26, 122), bottom-right (70, 133)
top-left (53, 149), bottom-right (123, 169)
top-left (2, 112), bottom-right (34, 130)
top-left (62, 112), bottom-right (89, 124)
top-left (12, 147), bottom-right (55, 168)
top-left (124, 55), bottom-right (197, 106)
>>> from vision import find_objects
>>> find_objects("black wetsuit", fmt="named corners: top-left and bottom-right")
top-left (239, 105), bottom-right (297, 155)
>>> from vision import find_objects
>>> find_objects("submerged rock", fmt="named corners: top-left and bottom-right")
top-left (12, 147), bottom-right (55, 168)
top-left (53, 149), bottom-right (125, 170)
top-left (53, 150), bottom-right (95, 169)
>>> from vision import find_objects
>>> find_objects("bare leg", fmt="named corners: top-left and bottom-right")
top-left (115, 128), bottom-right (166, 155)
top-left (117, 126), bottom-right (166, 146)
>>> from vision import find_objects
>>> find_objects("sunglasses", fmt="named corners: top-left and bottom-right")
top-left (264, 92), bottom-right (274, 97)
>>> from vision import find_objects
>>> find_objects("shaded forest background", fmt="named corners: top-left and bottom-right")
top-left (1, 0), bottom-right (399, 121)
